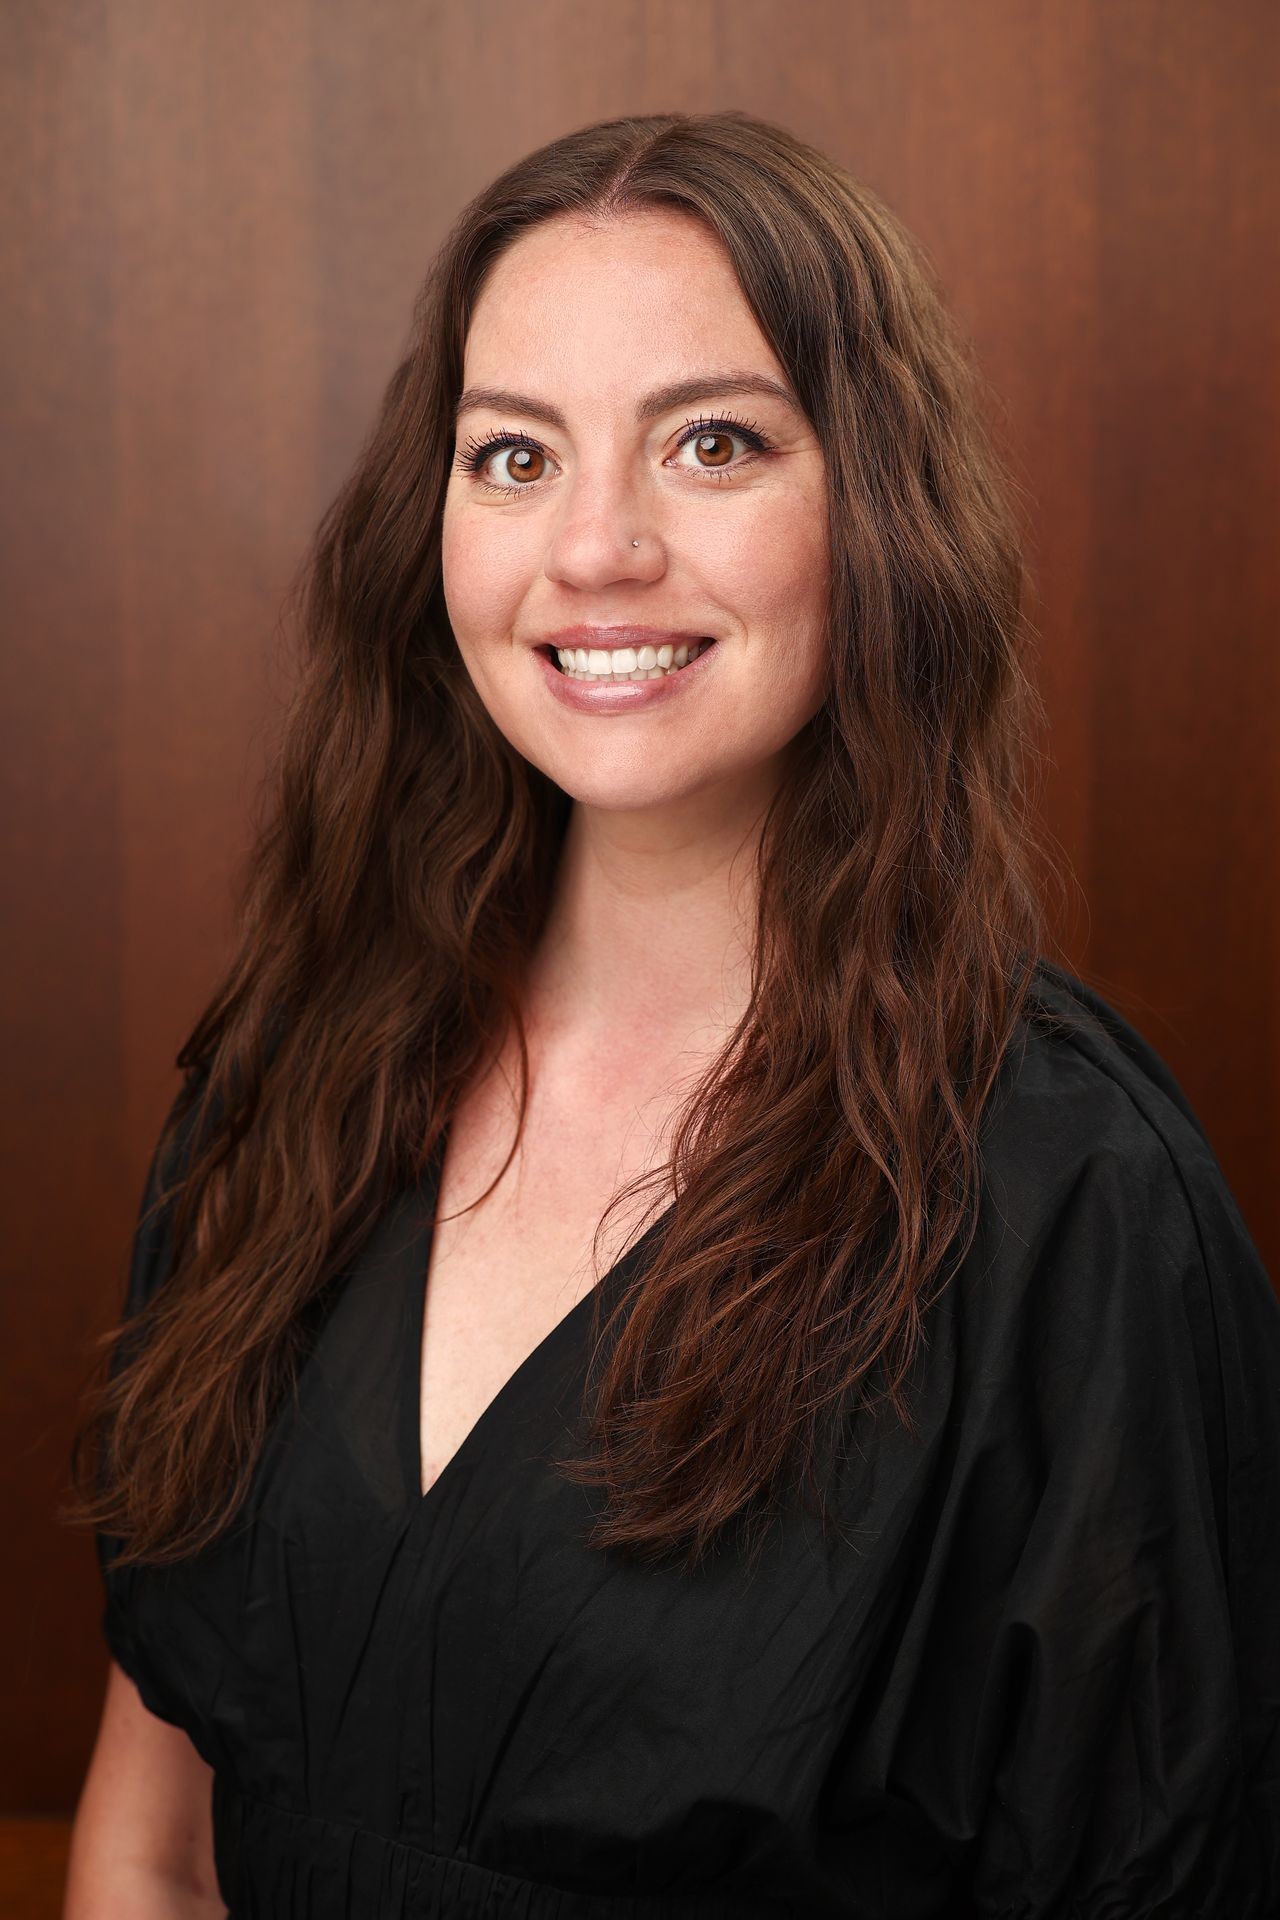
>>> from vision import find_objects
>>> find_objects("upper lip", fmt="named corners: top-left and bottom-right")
top-left (536, 625), bottom-right (714, 652)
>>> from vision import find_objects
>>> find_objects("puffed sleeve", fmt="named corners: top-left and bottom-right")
top-left (968, 1134), bottom-right (1280, 1916)
top-left (95, 1063), bottom-right (212, 1707)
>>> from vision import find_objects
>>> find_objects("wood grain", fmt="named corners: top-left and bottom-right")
top-left (0, 1820), bottom-right (71, 1919)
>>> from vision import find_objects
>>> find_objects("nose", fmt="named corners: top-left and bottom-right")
top-left (542, 468), bottom-right (665, 591)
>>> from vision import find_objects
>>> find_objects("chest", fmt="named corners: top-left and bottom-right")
top-left (415, 1058), bottom-right (678, 1499)
top-left (113, 1054), bottom-right (968, 1911)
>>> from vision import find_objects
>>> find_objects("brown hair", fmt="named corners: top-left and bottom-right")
top-left (65, 109), bottom-right (1065, 1574)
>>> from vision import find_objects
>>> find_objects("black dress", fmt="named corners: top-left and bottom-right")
top-left (96, 961), bottom-right (1280, 1917)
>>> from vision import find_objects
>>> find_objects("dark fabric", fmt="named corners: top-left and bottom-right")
top-left (96, 960), bottom-right (1280, 1917)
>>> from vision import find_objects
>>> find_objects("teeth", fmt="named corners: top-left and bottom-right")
top-left (555, 639), bottom-right (710, 680)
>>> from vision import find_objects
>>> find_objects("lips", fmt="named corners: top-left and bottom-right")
top-left (533, 629), bottom-right (722, 710)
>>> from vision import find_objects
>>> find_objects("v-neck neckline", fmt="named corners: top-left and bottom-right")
top-left (395, 1147), bottom-right (675, 1523)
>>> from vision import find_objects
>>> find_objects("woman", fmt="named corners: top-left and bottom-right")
top-left (64, 110), bottom-right (1280, 1916)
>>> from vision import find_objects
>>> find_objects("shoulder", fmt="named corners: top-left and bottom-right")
top-left (977, 957), bottom-right (1248, 1259)
top-left (953, 968), bottom-right (1280, 1911)
top-left (961, 960), bottom-right (1278, 1412)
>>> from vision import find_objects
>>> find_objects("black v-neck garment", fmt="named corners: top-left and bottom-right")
top-left (96, 961), bottom-right (1280, 1917)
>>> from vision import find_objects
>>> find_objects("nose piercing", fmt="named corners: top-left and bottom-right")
top-left (631, 539), bottom-right (639, 547)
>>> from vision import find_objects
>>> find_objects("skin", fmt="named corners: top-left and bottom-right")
top-left (64, 1660), bottom-right (223, 1915)
top-left (441, 206), bottom-right (831, 1076)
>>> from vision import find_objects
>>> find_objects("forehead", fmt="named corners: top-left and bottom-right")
top-left (460, 210), bottom-right (789, 408)
top-left (478, 205), bottom-right (732, 290)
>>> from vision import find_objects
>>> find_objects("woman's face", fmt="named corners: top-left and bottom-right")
top-left (441, 208), bottom-right (830, 815)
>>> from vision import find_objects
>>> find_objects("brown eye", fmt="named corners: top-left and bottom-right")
top-left (493, 444), bottom-right (546, 486)
top-left (455, 430), bottom-right (553, 494)
top-left (671, 414), bottom-right (772, 480)
top-left (690, 431), bottom-right (734, 469)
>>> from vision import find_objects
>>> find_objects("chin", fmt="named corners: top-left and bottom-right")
top-left (541, 753), bottom-right (718, 815)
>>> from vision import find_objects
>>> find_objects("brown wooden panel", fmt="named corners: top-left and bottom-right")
top-left (0, 1820), bottom-right (70, 1920)
top-left (2, 0), bottom-right (1274, 1817)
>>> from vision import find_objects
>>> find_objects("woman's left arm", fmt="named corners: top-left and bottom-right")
top-left (968, 1138), bottom-right (1280, 1918)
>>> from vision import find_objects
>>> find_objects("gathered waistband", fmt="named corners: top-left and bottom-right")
top-left (212, 1779), bottom-right (802, 1919)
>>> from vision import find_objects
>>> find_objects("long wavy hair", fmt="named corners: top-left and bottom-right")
top-left (65, 108), bottom-right (1066, 1575)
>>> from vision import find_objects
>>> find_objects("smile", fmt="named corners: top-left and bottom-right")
top-left (547, 639), bottom-right (715, 681)
top-left (533, 637), bottom-right (721, 713)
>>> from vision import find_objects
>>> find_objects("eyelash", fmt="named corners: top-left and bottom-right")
top-left (452, 411), bottom-right (774, 496)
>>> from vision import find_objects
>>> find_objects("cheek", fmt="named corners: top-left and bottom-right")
top-left (732, 505), bottom-right (831, 706)
top-left (440, 508), bottom-right (524, 652)
top-left (726, 484), bottom-right (828, 602)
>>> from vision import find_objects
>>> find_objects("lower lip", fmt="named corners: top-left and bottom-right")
top-left (534, 641), bottom-right (720, 714)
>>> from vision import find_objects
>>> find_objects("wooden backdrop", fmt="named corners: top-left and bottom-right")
top-left (2, 0), bottom-right (1275, 1825)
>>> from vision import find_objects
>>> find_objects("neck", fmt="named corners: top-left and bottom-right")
top-left (524, 767), bottom-right (781, 1074)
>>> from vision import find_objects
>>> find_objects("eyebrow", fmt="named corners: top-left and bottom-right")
top-left (454, 370), bottom-right (804, 430)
